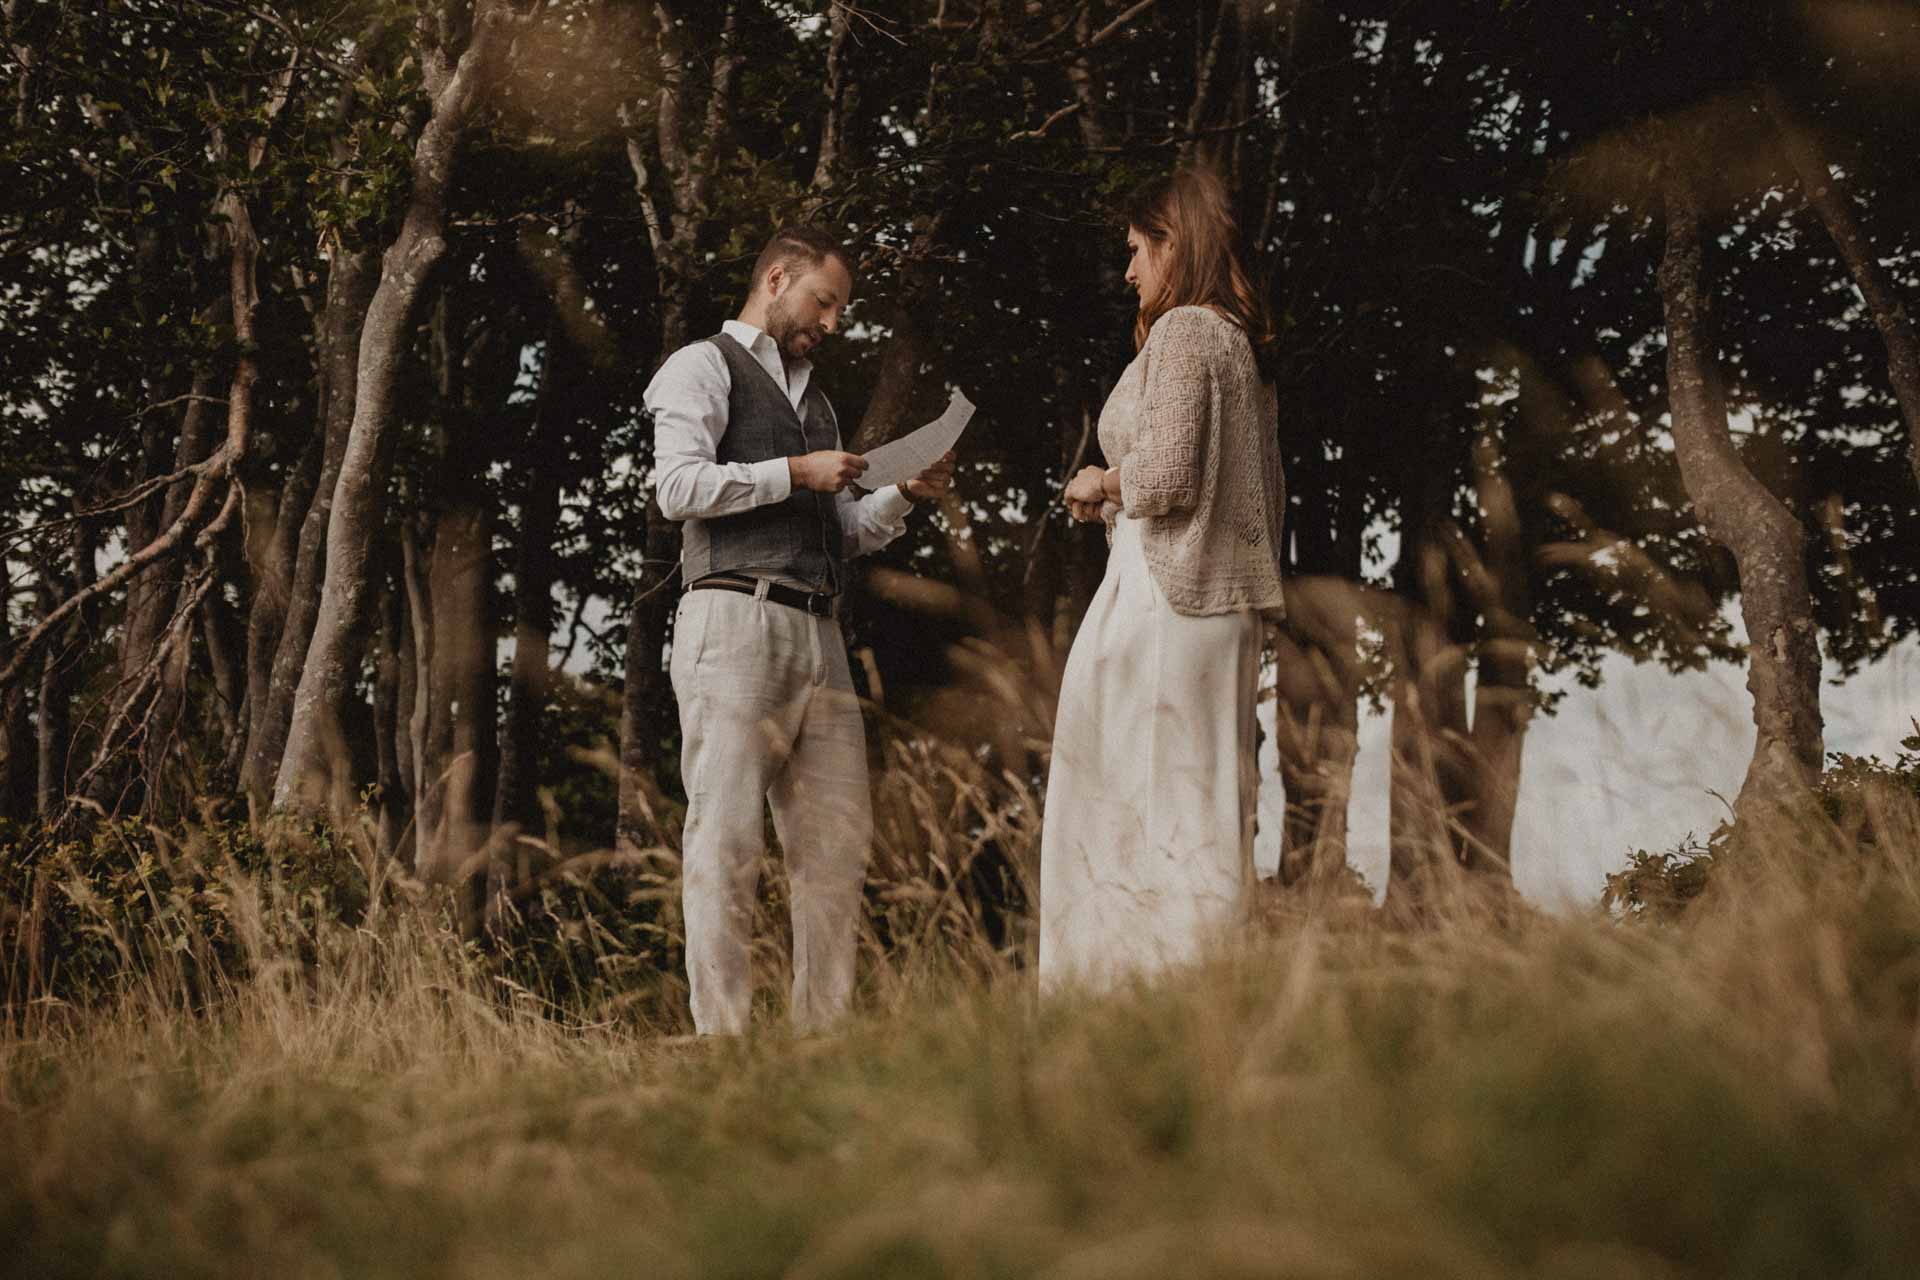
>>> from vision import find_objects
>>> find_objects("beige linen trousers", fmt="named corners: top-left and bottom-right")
top-left (671, 584), bottom-right (871, 1034)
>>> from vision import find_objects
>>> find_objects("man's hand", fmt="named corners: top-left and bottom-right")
top-left (901, 451), bottom-right (957, 504)
top-left (791, 450), bottom-right (869, 494)
top-left (1064, 465), bottom-right (1108, 523)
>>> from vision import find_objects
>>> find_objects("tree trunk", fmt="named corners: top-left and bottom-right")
top-left (371, 565), bottom-right (408, 861)
top-left (111, 271), bottom-right (194, 706)
top-left (274, 5), bottom-right (522, 815)
top-left (1384, 524), bottom-right (1472, 917)
top-left (243, 245), bottom-right (377, 805)
top-left (806, 0), bottom-right (856, 205)
top-left (848, 218), bottom-right (942, 456)
top-left (1660, 163), bottom-right (1824, 812)
top-left (1385, 671), bottom-right (1466, 916)
top-left (1064, 2), bottom-right (1123, 151)
top-left (242, 430), bottom-right (319, 790)
top-left (395, 600), bottom-right (417, 827)
top-left (617, 499), bottom-right (677, 853)
top-left (34, 597), bottom-right (75, 818)
top-left (1180, 0), bottom-right (1243, 169)
top-left (0, 549), bottom-right (31, 822)
top-left (494, 388), bottom-right (564, 834)
top-left (402, 518), bottom-right (434, 849)
top-left (35, 520), bottom-right (96, 816)
top-left (1453, 430), bottom-right (1535, 883)
top-left (415, 502), bottom-right (495, 886)
top-left (137, 609), bottom-right (195, 820)
top-left (1272, 595), bottom-right (1362, 890)
top-left (1273, 659), bottom-right (1360, 888)
top-left (389, 519), bottom-right (430, 870)
top-left (4, 0), bottom-right (43, 131)
top-left (1272, 413), bottom-right (1366, 887)
top-left (1464, 645), bottom-right (1528, 880)
top-left (1764, 83), bottom-right (1920, 495)
top-left (0, 691), bottom-right (26, 825)
top-left (200, 563), bottom-right (246, 772)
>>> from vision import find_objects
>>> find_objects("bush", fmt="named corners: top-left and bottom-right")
top-left (481, 850), bottom-right (688, 1026)
top-left (0, 815), bottom-right (371, 1009)
top-left (1600, 836), bottom-right (1716, 920)
top-left (1602, 727), bottom-right (1920, 920)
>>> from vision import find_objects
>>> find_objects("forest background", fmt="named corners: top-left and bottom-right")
top-left (4, 0), bottom-right (1920, 935)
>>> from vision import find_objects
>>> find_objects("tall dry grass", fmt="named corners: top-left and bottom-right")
top-left (2, 745), bottom-right (1919, 1278)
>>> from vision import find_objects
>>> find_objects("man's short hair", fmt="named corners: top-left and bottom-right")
top-left (750, 225), bottom-right (856, 296)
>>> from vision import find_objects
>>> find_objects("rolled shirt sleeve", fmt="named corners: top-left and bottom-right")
top-left (646, 342), bottom-right (794, 522)
top-left (1117, 308), bottom-right (1212, 519)
top-left (838, 483), bottom-right (915, 557)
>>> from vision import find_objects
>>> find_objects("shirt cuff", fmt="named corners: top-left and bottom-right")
top-left (751, 456), bottom-right (793, 506)
top-left (872, 485), bottom-right (917, 520)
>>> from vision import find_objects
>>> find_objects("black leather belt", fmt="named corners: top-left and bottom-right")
top-left (687, 573), bottom-right (838, 618)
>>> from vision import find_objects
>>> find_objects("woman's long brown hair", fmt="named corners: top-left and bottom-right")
top-left (1123, 166), bottom-right (1278, 380)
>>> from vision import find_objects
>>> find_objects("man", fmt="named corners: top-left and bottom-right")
top-left (646, 225), bottom-right (955, 1034)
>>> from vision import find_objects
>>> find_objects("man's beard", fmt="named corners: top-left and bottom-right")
top-left (765, 296), bottom-right (826, 361)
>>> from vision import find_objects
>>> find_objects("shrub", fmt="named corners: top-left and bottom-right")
top-left (480, 849), bottom-right (688, 1026)
top-left (1600, 836), bottom-right (1716, 920)
top-left (1602, 727), bottom-right (1920, 921)
top-left (0, 814), bottom-right (371, 1010)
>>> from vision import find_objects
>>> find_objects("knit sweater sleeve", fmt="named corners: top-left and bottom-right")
top-left (1117, 308), bottom-right (1213, 519)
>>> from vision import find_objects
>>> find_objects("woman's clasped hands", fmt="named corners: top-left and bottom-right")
top-left (1064, 464), bottom-right (1111, 524)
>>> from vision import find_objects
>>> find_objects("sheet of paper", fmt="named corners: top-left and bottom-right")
top-left (857, 388), bottom-right (975, 491)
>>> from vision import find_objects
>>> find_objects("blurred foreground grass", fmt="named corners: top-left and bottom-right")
top-left (4, 777), bottom-right (1920, 1278)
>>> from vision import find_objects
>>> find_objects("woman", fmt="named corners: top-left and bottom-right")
top-left (1040, 166), bottom-right (1287, 992)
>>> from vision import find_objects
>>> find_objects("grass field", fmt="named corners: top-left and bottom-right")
top-left (4, 789), bottom-right (1920, 1279)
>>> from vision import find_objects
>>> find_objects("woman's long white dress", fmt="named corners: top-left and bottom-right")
top-left (1037, 511), bottom-right (1263, 992)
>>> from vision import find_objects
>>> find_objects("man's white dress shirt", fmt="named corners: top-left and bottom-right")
top-left (645, 319), bottom-right (913, 579)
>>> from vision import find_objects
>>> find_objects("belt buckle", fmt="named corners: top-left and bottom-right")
top-left (806, 590), bottom-right (833, 618)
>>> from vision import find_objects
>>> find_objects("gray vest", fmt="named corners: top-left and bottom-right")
top-left (678, 332), bottom-right (845, 593)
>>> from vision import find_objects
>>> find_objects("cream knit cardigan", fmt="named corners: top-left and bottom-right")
top-left (1100, 305), bottom-right (1287, 618)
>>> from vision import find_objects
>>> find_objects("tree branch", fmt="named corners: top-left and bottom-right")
top-left (686, 0), bottom-right (741, 218)
top-left (0, 457), bottom-right (232, 690)
top-left (1009, 100), bottom-right (1081, 142)
top-left (1087, 0), bottom-right (1161, 50)
top-left (1763, 81), bottom-right (1920, 495)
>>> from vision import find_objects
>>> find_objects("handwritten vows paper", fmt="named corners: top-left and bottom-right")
top-left (858, 389), bottom-right (975, 491)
